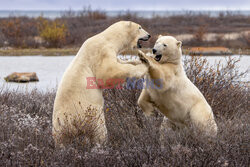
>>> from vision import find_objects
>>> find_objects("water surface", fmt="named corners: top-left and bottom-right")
top-left (0, 55), bottom-right (249, 92)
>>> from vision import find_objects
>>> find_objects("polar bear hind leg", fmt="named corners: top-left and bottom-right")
top-left (138, 89), bottom-right (155, 116)
top-left (53, 104), bottom-right (107, 147)
top-left (189, 102), bottom-right (218, 136)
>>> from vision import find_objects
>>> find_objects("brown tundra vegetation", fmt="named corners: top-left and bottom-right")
top-left (0, 57), bottom-right (249, 166)
top-left (0, 9), bottom-right (249, 49)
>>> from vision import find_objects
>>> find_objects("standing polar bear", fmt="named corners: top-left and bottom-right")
top-left (137, 35), bottom-right (218, 136)
top-left (52, 21), bottom-right (150, 146)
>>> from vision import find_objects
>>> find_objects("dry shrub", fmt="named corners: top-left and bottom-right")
top-left (193, 25), bottom-right (207, 43)
top-left (38, 17), bottom-right (67, 48)
top-left (86, 10), bottom-right (107, 20)
top-left (54, 106), bottom-right (105, 149)
top-left (117, 10), bottom-right (139, 20)
top-left (239, 32), bottom-right (250, 48)
top-left (103, 87), bottom-right (162, 148)
top-left (184, 56), bottom-right (248, 118)
top-left (0, 17), bottom-right (38, 48)
top-left (0, 30), bottom-right (7, 47)
top-left (77, 6), bottom-right (107, 20)
top-left (0, 18), bottom-right (22, 46)
top-left (0, 57), bottom-right (249, 166)
top-left (87, 11), bottom-right (107, 20)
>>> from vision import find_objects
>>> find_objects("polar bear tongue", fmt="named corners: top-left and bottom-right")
top-left (154, 55), bottom-right (162, 62)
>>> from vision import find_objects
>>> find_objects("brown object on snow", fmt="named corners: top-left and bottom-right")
top-left (189, 47), bottom-right (232, 55)
top-left (4, 72), bottom-right (39, 83)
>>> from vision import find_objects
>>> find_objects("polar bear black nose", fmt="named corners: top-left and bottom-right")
top-left (148, 35), bottom-right (151, 39)
top-left (152, 49), bottom-right (157, 54)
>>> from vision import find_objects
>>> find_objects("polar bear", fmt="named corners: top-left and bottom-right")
top-left (52, 21), bottom-right (150, 146)
top-left (137, 35), bottom-right (218, 136)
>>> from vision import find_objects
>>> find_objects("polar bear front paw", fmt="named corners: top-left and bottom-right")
top-left (137, 50), bottom-right (149, 65)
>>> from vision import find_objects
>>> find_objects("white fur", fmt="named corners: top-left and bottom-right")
top-left (52, 21), bottom-right (150, 146)
top-left (137, 36), bottom-right (218, 136)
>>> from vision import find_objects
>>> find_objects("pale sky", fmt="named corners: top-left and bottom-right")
top-left (0, 0), bottom-right (249, 10)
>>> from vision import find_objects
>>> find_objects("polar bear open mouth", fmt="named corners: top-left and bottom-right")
top-left (137, 37), bottom-right (149, 48)
top-left (154, 55), bottom-right (162, 61)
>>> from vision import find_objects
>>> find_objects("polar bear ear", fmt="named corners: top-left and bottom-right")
top-left (158, 35), bottom-right (162, 39)
top-left (177, 41), bottom-right (182, 47)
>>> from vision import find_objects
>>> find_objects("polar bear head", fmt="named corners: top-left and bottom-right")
top-left (152, 35), bottom-right (182, 64)
top-left (105, 21), bottom-right (151, 50)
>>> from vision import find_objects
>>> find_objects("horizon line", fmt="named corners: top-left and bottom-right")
top-left (0, 9), bottom-right (250, 11)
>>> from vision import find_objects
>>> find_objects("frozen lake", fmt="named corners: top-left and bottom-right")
top-left (0, 55), bottom-right (249, 92)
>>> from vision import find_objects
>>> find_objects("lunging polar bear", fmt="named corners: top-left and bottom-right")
top-left (52, 21), bottom-right (150, 145)
top-left (137, 35), bottom-right (218, 136)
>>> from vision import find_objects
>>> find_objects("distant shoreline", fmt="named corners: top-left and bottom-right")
top-left (0, 10), bottom-right (250, 19)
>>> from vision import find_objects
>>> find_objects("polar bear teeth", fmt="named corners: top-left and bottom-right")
top-left (154, 55), bottom-right (162, 61)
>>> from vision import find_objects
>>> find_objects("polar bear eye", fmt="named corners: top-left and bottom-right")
top-left (139, 27), bottom-right (142, 29)
top-left (163, 44), bottom-right (167, 47)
